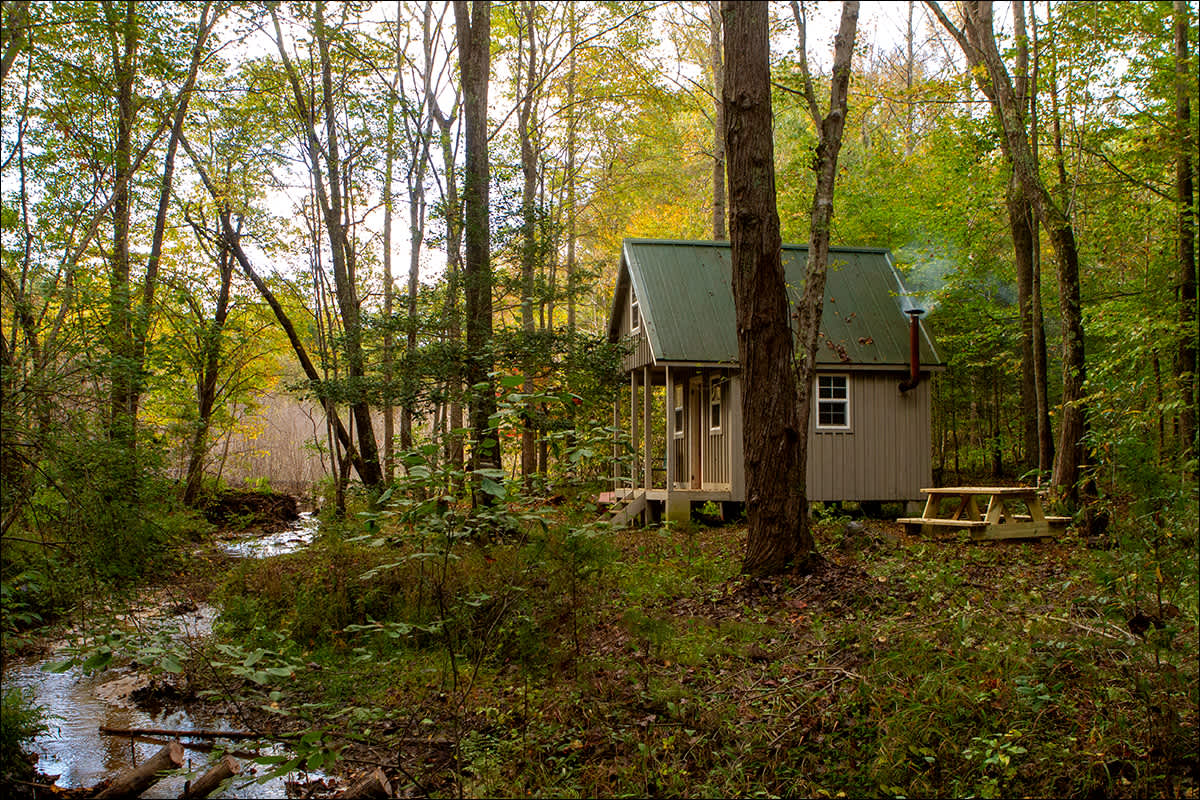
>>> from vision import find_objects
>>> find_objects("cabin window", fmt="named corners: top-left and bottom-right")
top-left (816, 374), bottom-right (850, 430)
top-left (673, 383), bottom-right (684, 437)
top-left (630, 285), bottom-right (640, 334)
top-left (709, 376), bottom-right (722, 432)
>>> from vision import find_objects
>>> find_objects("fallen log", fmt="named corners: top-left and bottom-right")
top-left (180, 754), bottom-right (241, 799)
top-left (100, 725), bottom-right (262, 740)
top-left (94, 740), bottom-right (185, 799)
top-left (119, 733), bottom-right (262, 760)
top-left (340, 767), bottom-right (392, 799)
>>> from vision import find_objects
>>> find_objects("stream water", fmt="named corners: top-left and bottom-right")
top-left (3, 512), bottom-right (323, 798)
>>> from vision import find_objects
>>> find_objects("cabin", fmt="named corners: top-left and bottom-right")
top-left (606, 238), bottom-right (942, 525)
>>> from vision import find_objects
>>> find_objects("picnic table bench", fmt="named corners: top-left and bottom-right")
top-left (897, 486), bottom-right (1071, 541)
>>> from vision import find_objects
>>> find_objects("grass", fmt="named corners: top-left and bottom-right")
top-left (183, 497), bottom-right (1200, 797)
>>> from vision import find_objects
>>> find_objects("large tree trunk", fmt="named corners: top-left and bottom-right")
top-left (1174, 0), bottom-right (1197, 466)
top-left (455, 0), bottom-right (501, 483)
top-left (1028, 0), bottom-right (1054, 474)
top-left (267, 2), bottom-right (383, 491)
top-left (1007, 1), bottom-right (1038, 472)
top-left (726, 1), bottom-right (857, 577)
top-left (725, 0), bottom-right (803, 575)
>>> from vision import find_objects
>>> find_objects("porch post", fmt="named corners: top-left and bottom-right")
top-left (664, 365), bottom-right (689, 523)
top-left (643, 366), bottom-right (652, 491)
top-left (612, 398), bottom-right (619, 492)
top-left (630, 371), bottom-right (639, 491)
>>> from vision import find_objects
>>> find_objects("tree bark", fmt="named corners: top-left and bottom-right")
top-left (382, 27), bottom-right (398, 482)
top-left (566, 2), bottom-right (578, 332)
top-left (455, 0), bottom-right (501, 484)
top-left (1028, 0), bottom-right (1054, 475)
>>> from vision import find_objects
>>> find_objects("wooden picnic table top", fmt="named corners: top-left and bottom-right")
top-left (921, 486), bottom-right (1041, 496)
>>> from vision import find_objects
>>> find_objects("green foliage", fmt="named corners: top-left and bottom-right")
top-left (0, 689), bottom-right (47, 782)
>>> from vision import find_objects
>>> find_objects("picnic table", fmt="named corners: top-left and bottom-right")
top-left (896, 486), bottom-right (1071, 541)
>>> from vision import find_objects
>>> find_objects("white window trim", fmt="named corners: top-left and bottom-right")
top-left (673, 383), bottom-right (685, 439)
top-left (709, 375), bottom-right (723, 433)
top-left (630, 285), bottom-right (640, 334)
top-left (815, 373), bottom-right (852, 432)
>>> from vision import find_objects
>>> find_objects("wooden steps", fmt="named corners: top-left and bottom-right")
top-left (608, 491), bottom-right (647, 528)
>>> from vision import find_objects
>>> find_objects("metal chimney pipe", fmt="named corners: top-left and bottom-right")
top-left (900, 308), bottom-right (924, 392)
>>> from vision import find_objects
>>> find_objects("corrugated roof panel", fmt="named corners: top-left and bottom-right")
top-left (615, 239), bottom-right (941, 368)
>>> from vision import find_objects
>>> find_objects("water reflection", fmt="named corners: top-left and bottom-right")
top-left (221, 511), bottom-right (319, 558)
top-left (3, 513), bottom-right (323, 797)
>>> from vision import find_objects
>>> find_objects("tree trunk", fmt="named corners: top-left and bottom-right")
top-left (183, 219), bottom-right (235, 506)
top-left (181, 755), bottom-right (241, 800)
top-left (726, 1), bottom-right (857, 577)
top-left (1174, 0), bottom-right (1197, 466)
top-left (1028, 0), bottom-right (1054, 475)
top-left (269, 1), bottom-right (383, 491)
top-left (517, 0), bottom-right (538, 489)
top-left (935, 0), bottom-right (1090, 501)
top-left (382, 50), bottom-right (397, 482)
top-left (725, 0), bottom-right (802, 576)
top-left (1008, 174), bottom-right (1039, 471)
top-left (105, 0), bottom-right (137, 460)
top-left (131, 1), bottom-right (215, 428)
top-left (454, 0), bottom-right (501, 484)
top-left (566, 2), bottom-right (578, 333)
top-left (433, 101), bottom-right (465, 477)
top-left (709, 0), bottom-right (726, 240)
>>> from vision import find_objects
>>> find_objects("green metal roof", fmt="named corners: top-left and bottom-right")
top-left (607, 238), bottom-right (941, 368)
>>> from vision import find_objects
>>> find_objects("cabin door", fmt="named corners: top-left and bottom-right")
top-left (688, 377), bottom-right (703, 489)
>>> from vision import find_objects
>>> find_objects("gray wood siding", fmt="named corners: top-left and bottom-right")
top-left (703, 373), bottom-right (731, 489)
top-left (805, 373), bottom-right (931, 502)
top-left (723, 372), bottom-right (929, 503)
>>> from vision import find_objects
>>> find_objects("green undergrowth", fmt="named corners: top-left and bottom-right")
top-left (204, 490), bottom-right (1198, 798)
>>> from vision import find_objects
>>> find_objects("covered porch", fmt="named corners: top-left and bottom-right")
top-left (608, 362), bottom-right (742, 526)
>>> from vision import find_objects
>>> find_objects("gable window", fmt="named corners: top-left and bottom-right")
top-left (816, 374), bottom-right (850, 430)
top-left (630, 285), bottom-right (640, 334)
top-left (709, 376), bottom-right (722, 432)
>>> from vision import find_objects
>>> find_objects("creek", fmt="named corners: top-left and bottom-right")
top-left (3, 512), bottom-right (322, 798)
